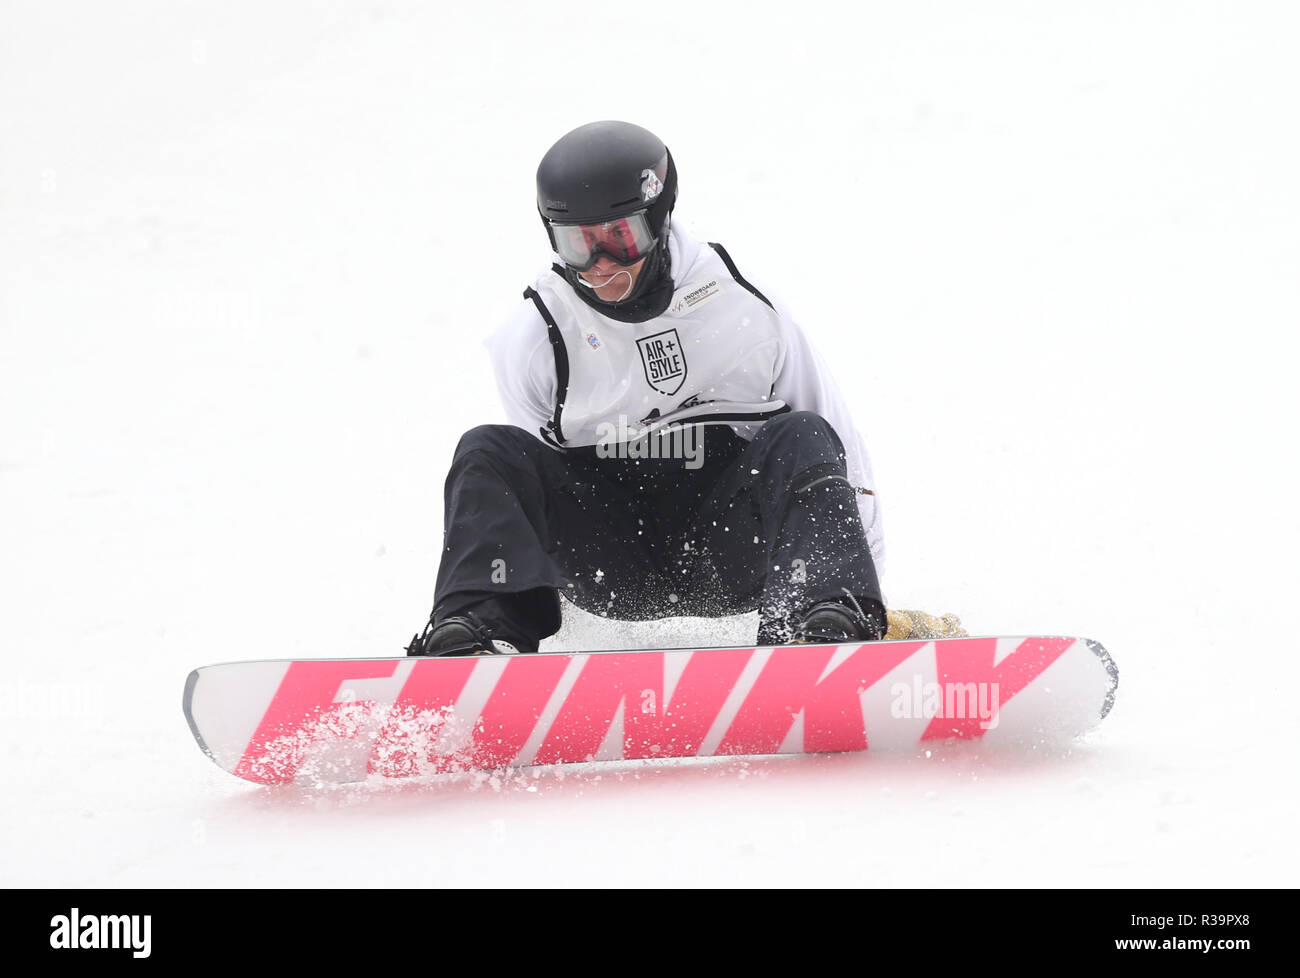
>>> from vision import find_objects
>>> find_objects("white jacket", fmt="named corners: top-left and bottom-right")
top-left (484, 225), bottom-right (885, 572)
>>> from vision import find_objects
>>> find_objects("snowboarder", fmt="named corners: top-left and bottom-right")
top-left (407, 121), bottom-right (899, 657)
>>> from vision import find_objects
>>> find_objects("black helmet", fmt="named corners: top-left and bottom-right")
top-left (536, 121), bottom-right (678, 265)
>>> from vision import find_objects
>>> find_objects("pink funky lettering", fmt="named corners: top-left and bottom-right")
top-left (367, 657), bottom-right (477, 777)
top-left (466, 654), bottom-right (571, 768)
top-left (235, 660), bottom-right (399, 783)
top-left (719, 642), bottom-right (928, 754)
top-left (920, 637), bottom-right (1074, 740)
top-left (534, 649), bottom-right (753, 764)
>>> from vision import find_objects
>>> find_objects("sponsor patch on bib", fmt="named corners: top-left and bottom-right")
top-left (668, 278), bottom-right (722, 315)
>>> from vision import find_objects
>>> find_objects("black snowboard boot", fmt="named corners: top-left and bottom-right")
top-left (405, 612), bottom-right (523, 657)
top-left (792, 589), bottom-right (885, 643)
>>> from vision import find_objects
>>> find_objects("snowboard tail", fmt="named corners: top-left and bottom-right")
top-left (184, 637), bottom-right (1118, 785)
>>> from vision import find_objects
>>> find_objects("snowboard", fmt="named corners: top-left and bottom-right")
top-left (184, 636), bottom-right (1118, 785)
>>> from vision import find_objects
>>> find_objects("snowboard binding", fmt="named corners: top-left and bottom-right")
top-left (791, 589), bottom-right (886, 644)
top-left (405, 612), bottom-right (521, 657)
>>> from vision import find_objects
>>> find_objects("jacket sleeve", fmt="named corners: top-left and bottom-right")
top-left (768, 297), bottom-right (886, 576)
top-left (483, 299), bottom-right (559, 442)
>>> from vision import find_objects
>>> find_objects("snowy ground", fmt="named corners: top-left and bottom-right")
top-left (2, 0), bottom-right (1297, 887)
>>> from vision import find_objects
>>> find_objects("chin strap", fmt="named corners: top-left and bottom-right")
top-left (564, 230), bottom-right (674, 323)
top-left (577, 268), bottom-right (635, 302)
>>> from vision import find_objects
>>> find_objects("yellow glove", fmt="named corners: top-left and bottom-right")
top-left (884, 608), bottom-right (969, 641)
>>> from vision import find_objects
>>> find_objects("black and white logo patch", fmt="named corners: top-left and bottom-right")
top-left (637, 328), bottom-right (687, 395)
top-left (640, 167), bottom-right (663, 202)
top-left (669, 278), bottom-right (722, 315)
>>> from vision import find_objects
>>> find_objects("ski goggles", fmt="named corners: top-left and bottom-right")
top-left (548, 210), bottom-right (658, 271)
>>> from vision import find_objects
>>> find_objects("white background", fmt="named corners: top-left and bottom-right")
top-left (2, 0), bottom-right (1297, 886)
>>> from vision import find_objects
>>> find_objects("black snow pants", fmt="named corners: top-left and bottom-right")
top-left (429, 411), bottom-right (882, 651)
